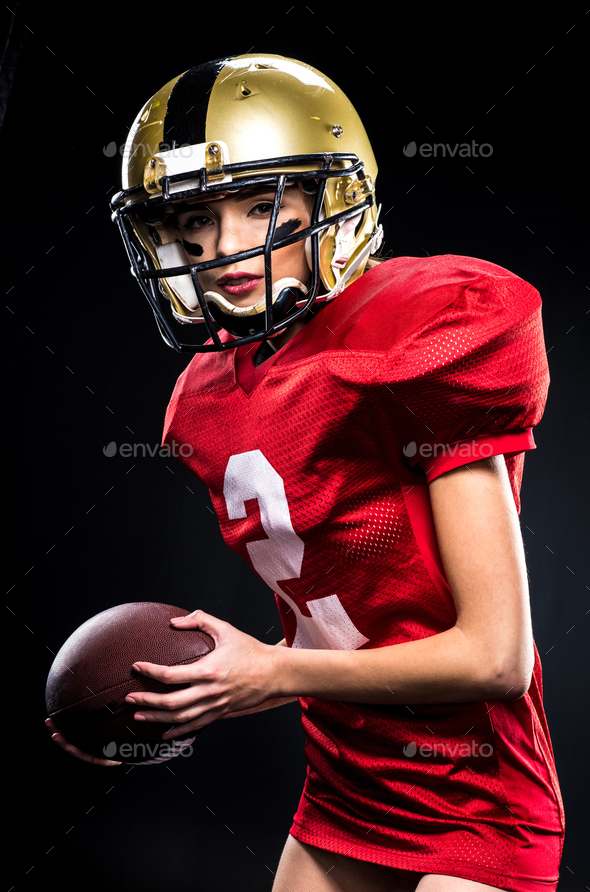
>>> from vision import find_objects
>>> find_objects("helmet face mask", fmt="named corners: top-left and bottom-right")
top-left (110, 54), bottom-right (383, 352)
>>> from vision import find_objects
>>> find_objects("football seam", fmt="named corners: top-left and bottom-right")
top-left (47, 650), bottom-right (211, 716)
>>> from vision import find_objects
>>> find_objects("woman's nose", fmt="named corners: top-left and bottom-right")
top-left (216, 215), bottom-right (249, 258)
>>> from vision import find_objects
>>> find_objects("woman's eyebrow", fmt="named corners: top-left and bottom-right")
top-left (233, 185), bottom-right (278, 203)
top-left (173, 186), bottom-right (277, 217)
top-left (173, 200), bottom-right (215, 216)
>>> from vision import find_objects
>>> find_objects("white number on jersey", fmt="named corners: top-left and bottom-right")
top-left (223, 450), bottom-right (369, 650)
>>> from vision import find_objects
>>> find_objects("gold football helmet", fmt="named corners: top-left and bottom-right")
top-left (111, 54), bottom-right (383, 351)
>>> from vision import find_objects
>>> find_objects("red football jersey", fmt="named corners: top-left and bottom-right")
top-left (163, 256), bottom-right (564, 890)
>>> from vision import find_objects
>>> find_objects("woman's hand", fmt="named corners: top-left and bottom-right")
top-left (125, 610), bottom-right (281, 740)
top-left (44, 718), bottom-right (122, 766)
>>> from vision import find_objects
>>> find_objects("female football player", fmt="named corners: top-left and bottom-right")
top-left (47, 54), bottom-right (564, 892)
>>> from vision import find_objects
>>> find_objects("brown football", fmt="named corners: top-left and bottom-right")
top-left (46, 602), bottom-right (214, 765)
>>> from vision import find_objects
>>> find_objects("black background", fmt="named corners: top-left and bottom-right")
top-left (3, 3), bottom-right (588, 890)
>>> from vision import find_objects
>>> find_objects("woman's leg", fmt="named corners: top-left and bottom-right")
top-left (272, 835), bottom-right (424, 892)
top-left (416, 876), bottom-right (505, 891)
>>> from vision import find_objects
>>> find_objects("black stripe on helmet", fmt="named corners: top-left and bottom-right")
top-left (162, 56), bottom-right (236, 150)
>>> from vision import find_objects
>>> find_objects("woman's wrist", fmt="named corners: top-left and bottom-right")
top-left (272, 643), bottom-right (347, 700)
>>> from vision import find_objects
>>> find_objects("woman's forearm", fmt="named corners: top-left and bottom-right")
top-left (272, 625), bottom-right (525, 705)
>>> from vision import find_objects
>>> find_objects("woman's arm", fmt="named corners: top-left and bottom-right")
top-left (127, 456), bottom-right (535, 738)
top-left (273, 455), bottom-right (534, 704)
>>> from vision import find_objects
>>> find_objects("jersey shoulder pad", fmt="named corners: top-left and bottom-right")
top-left (324, 254), bottom-right (540, 354)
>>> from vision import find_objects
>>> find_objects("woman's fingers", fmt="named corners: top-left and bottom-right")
top-left (45, 718), bottom-right (122, 766)
top-left (130, 658), bottom-right (212, 685)
top-left (134, 704), bottom-right (201, 727)
top-left (125, 684), bottom-right (200, 711)
top-left (161, 704), bottom-right (228, 740)
top-left (170, 609), bottom-right (223, 637)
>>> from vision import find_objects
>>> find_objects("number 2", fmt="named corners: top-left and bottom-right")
top-left (223, 450), bottom-right (369, 651)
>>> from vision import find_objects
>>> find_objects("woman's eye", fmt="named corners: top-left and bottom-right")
top-left (251, 201), bottom-right (281, 216)
top-left (184, 214), bottom-right (212, 230)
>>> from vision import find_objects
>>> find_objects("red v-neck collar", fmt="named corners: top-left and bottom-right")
top-left (234, 338), bottom-right (284, 396)
top-left (235, 315), bottom-right (320, 395)
top-left (233, 299), bottom-right (337, 396)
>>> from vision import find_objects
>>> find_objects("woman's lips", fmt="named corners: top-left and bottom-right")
top-left (218, 276), bottom-right (263, 296)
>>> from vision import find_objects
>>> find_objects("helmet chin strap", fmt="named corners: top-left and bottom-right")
top-left (202, 277), bottom-right (309, 318)
top-left (168, 277), bottom-right (308, 326)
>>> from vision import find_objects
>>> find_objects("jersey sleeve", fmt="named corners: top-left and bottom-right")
top-left (371, 271), bottom-right (549, 508)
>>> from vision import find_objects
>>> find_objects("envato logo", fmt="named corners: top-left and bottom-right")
top-left (403, 440), bottom-right (494, 460)
top-left (403, 740), bottom-right (494, 758)
top-left (103, 140), bottom-right (192, 158)
top-left (103, 441), bottom-right (193, 458)
top-left (403, 140), bottom-right (493, 158)
top-left (103, 739), bottom-right (194, 762)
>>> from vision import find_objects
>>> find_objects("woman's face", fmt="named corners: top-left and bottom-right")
top-left (174, 185), bottom-right (313, 308)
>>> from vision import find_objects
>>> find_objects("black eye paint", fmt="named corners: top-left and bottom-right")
top-left (273, 218), bottom-right (301, 243)
top-left (182, 239), bottom-right (204, 257)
